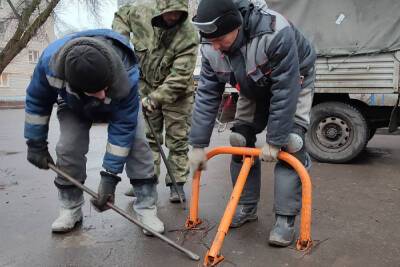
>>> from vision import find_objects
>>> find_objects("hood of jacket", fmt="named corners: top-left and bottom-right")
top-left (151, 0), bottom-right (188, 28)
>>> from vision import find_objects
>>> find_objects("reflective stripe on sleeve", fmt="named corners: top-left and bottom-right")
top-left (25, 112), bottom-right (50, 125)
top-left (106, 142), bottom-right (130, 157)
top-left (46, 75), bottom-right (65, 89)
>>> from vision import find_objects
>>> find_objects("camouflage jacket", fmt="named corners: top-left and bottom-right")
top-left (113, 0), bottom-right (199, 105)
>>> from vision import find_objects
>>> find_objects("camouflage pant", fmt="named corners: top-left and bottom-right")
top-left (144, 95), bottom-right (193, 186)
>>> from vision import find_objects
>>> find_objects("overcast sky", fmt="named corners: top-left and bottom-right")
top-left (55, 0), bottom-right (118, 37)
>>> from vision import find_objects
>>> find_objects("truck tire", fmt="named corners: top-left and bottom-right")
top-left (305, 102), bottom-right (368, 163)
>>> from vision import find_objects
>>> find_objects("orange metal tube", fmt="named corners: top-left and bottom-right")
top-left (205, 157), bottom-right (253, 265)
top-left (278, 152), bottom-right (313, 250)
top-left (186, 146), bottom-right (313, 265)
top-left (186, 170), bottom-right (202, 228)
top-left (205, 146), bottom-right (260, 159)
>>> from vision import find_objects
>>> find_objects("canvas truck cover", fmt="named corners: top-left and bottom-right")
top-left (266, 0), bottom-right (400, 56)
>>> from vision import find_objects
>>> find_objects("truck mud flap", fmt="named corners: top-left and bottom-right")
top-left (388, 96), bottom-right (400, 133)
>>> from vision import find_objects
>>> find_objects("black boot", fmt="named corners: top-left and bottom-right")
top-left (229, 157), bottom-right (260, 228)
top-left (169, 184), bottom-right (186, 203)
top-left (268, 215), bottom-right (296, 247)
top-left (124, 186), bottom-right (135, 197)
top-left (230, 204), bottom-right (258, 228)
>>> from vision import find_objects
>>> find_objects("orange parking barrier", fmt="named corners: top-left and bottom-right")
top-left (185, 146), bottom-right (313, 266)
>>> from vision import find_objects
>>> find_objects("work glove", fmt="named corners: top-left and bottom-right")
top-left (26, 139), bottom-right (54, 170)
top-left (188, 147), bottom-right (208, 171)
top-left (260, 143), bottom-right (280, 162)
top-left (90, 170), bottom-right (121, 212)
top-left (141, 96), bottom-right (159, 114)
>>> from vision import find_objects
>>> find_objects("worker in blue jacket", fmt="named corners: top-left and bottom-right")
top-left (24, 29), bottom-right (164, 235)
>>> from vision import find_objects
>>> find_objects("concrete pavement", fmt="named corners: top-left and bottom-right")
top-left (1, 109), bottom-right (400, 267)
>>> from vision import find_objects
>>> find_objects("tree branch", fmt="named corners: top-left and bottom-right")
top-left (5, 0), bottom-right (22, 21)
top-left (0, 0), bottom-right (108, 75)
top-left (0, 0), bottom-right (61, 75)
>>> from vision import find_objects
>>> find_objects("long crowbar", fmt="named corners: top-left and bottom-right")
top-left (48, 163), bottom-right (200, 261)
top-left (143, 113), bottom-right (186, 208)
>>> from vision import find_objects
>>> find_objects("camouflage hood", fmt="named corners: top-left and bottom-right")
top-left (151, 0), bottom-right (188, 28)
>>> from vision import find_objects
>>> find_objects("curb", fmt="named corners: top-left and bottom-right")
top-left (0, 101), bottom-right (25, 109)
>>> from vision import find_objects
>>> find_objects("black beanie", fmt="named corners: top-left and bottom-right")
top-left (192, 0), bottom-right (243, 39)
top-left (65, 44), bottom-right (112, 94)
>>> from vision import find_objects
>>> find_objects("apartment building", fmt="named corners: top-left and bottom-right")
top-left (0, 0), bottom-right (55, 107)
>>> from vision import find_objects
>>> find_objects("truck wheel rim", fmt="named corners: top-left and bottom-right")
top-left (315, 117), bottom-right (352, 151)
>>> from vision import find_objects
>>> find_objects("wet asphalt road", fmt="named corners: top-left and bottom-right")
top-left (1, 109), bottom-right (400, 267)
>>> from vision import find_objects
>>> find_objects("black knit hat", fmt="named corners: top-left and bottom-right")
top-left (65, 44), bottom-right (112, 94)
top-left (192, 0), bottom-right (242, 39)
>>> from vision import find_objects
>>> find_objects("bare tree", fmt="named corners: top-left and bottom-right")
top-left (0, 0), bottom-right (106, 75)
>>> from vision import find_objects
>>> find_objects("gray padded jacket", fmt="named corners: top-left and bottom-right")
top-left (189, 2), bottom-right (316, 148)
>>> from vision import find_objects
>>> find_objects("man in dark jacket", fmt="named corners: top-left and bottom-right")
top-left (189, 0), bottom-right (316, 246)
top-left (24, 29), bottom-right (164, 235)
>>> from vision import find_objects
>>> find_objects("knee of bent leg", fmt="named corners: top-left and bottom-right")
top-left (230, 125), bottom-right (257, 163)
top-left (229, 132), bottom-right (247, 147)
top-left (56, 137), bottom-right (89, 159)
top-left (165, 126), bottom-right (188, 152)
top-left (286, 133), bottom-right (304, 154)
top-left (230, 125), bottom-right (256, 147)
top-left (282, 126), bottom-right (308, 166)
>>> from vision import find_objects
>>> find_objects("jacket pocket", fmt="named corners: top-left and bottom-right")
top-left (249, 65), bottom-right (272, 88)
top-left (134, 43), bottom-right (148, 65)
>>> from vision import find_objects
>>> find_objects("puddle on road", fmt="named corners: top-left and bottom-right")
top-left (364, 148), bottom-right (392, 158)
top-left (0, 150), bottom-right (21, 156)
top-left (55, 232), bottom-right (97, 248)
